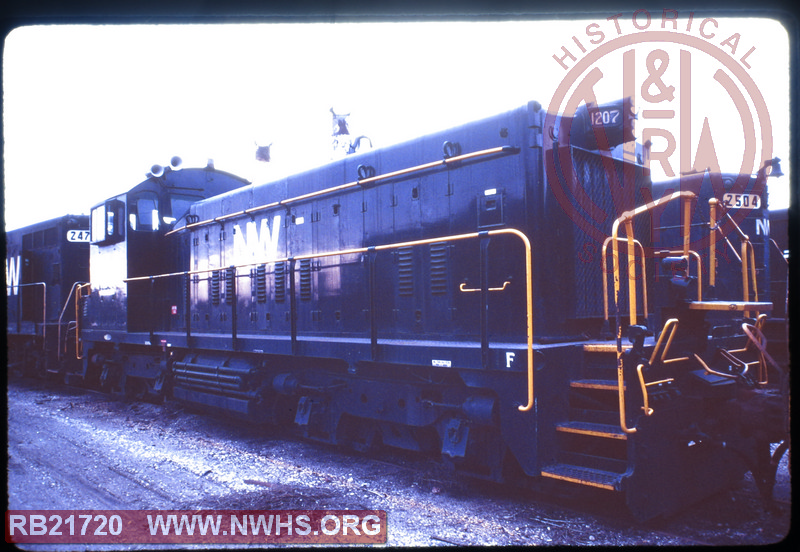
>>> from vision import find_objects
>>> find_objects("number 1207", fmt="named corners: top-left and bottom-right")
top-left (590, 109), bottom-right (620, 126)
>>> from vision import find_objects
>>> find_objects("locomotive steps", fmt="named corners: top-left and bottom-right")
top-left (540, 342), bottom-right (636, 492)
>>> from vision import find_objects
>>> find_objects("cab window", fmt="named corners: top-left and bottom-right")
top-left (91, 199), bottom-right (125, 245)
top-left (167, 194), bottom-right (202, 225)
top-left (129, 193), bottom-right (160, 232)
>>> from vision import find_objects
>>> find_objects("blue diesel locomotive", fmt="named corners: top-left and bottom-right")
top-left (6, 99), bottom-right (789, 521)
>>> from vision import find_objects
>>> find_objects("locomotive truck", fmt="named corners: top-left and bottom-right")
top-left (6, 98), bottom-right (789, 521)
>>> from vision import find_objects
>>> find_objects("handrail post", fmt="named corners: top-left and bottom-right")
top-left (611, 218), bottom-right (633, 433)
top-left (637, 364), bottom-right (654, 416)
top-left (602, 238), bottom-right (611, 323)
top-left (479, 233), bottom-right (491, 369)
top-left (75, 283), bottom-right (91, 360)
top-left (289, 258), bottom-right (298, 356)
top-left (709, 198), bottom-right (718, 291)
top-left (58, 282), bottom-right (80, 361)
top-left (602, 237), bottom-right (647, 323)
top-left (40, 283), bottom-right (47, 351)
top-left (692, 250), bottom-right (703, 302)
top-left (624, 219), bottom-right (637, 326)
top-left (682, 193), bottom-right (692, 258)
top-left (367, 248), bottom-right (378, 361)
top-left (230, 266), bottom-right (238, 351)
top-left (149, 277), bottom-right (156, 346)
top-left (184, 272), bottom-right (192, 344)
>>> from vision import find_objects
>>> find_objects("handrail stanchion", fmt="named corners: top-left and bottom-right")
top-left (58, 282), bottom-right (86, 360)
top-left (75, 284), bottom-right (91, 359)
top-left (637, 364), bottom-right (654, 416)
top-left (367, 248), bottom-right (378, 361)
top-left (625, 219), bottom-right (638, 325)
top-left (289, 258), bottom-right (297, 356)
top-left (709, 199), bottom-right (718, 290)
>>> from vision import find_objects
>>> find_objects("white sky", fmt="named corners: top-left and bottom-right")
top-left (2, 18), bottom-right (791, 231)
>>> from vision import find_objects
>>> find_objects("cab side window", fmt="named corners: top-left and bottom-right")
top-left (91, 199), bottom-right (125, 245)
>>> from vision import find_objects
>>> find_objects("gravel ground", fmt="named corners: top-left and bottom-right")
top-left (6, 378), bottom-right (791, 548)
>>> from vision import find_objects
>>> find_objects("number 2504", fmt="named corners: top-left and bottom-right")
top-left (722, 193), bottom-right (760, 209)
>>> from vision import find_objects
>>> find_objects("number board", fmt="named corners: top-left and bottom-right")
top-left (722, 193), bottom-right (761, 209)
top-left (590, 109), bottom-right (621, 127)
top-left (67, 229), bottom-right (91, 242)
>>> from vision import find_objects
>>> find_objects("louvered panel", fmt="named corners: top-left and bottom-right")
top-left (430, 242), bottom-right (448, 295)
top-left (211, 270), bottom-right (221, 305)
top-left (274, 262), bottom-right (286, 302)
top-left (256, 264), bottom-right (267, 303)
top-left (397, 247), bottom-right (414, 296)
top-left (225, 266), bottom-right (235, 305)
top-left (299, 258), bottom-right (312, 301)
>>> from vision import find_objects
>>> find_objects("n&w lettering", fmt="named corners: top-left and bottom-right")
top-left (232, 215), bottom-right (282, 264)
top-left (6, 255), bottom-right (21, 295)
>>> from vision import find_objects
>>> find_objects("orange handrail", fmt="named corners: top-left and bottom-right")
top-left (602, 236), bottom-right (647, 323)
top-left (611, 191), bottom-right (696, 327)
top-left (611, 191), bottom-right (696, 435)
top-left (58, 281), bottom-right (88, 360)
top-left (708, 198), bottom-right (761, 317)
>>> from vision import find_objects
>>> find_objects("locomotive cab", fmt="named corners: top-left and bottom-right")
top-left (83, 163), bottom-right (252, 391)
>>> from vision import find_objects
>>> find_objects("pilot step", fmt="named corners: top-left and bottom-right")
top-left (540, 462), bottom-right (626, 491)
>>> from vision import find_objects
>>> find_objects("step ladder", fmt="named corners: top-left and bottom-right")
top-left (540, 343), bottom-right (634, 491)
